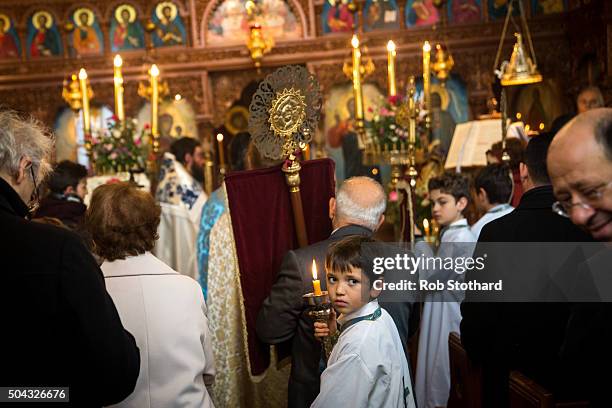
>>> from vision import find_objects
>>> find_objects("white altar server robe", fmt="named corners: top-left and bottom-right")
top-left (311, 300), bottom-right (416, 408)
top-left (102, 252), bottom-right (215, 408)
top-left (470, 203), bottom-right (514, 240)
top-left (415, 218), bottom-right (476, 408)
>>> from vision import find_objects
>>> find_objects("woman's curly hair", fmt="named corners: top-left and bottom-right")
top-left (85, 182), bottom-right (161, 262)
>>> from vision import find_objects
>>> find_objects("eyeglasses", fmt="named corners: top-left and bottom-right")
top-left (27, 163), bottom-right (40, 214)
top-left (552, 181), bottom-right (612, 218)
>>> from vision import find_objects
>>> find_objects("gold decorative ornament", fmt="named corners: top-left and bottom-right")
top-left (62, 74), bottom-right (83, 112)
top-left (249, 65), bottom-right (322, 160)
top-left (500, 33), bottom-right (542, 86)
top-left (431, 43), bottom-right (454, 82)
top-left (493, 0), bottom-right (542, 87)
top-left (249, 65), bottom-right (322, 248)
top-left (32, 11), bottom-right (54, 29)
top-left (247, 24), bottom-right (273, 69)
top-left (73, 8), bottom-right (94, 27)
top-left (268, 87), bottom-right (307, 139)
top-left (224, 105), bottom-right (249, 135)
top-left (0, 14), bottom-right (11, 32)
top-left (115, 4), bottom-right (137, 23)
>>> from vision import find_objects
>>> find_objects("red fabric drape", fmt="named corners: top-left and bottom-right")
top-left (225, 158), bottom-right (335, 375)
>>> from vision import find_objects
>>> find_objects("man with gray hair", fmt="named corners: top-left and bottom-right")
top-left (0, 111), bottom-right (140, 406)
top-left (257, 176), bottom-right (418, 408)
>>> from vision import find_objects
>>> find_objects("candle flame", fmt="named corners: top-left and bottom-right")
top-left (387, 40), bottom-right (396, 53)
top-left (423, 218), bottom-right (429, 230)
top-left (423, 41), bottom-right (431, 53)
top-left (311, 259), bottom-right (318, 280)
top-left (113, 54), bottom-right (123, 67)
top-left (78, 68), bottom-right (87, 80)
top-left (351, 34), bottom-right (359, 49)
top-left (150, 64), bottom-right (159, 77)
top-left (216, 133), bottom-right (224, 142)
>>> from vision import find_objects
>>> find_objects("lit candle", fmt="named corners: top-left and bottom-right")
top-left (422, 41), bottom-right (431, 115)
top-left (423, 218), bottom-right (430, 239)
top-left (216, 133), bottom-right (225, 166)
top-left (351, 35), bottom-right (364, 123)
top-left (408, 76), bottom-right (416, 146)
top-left (311, 259), bottom-right (322, 296)
top-left (386, 40), bottom-right (397, 97)
top-left (78, 68), bottom-right (91, 136)
top-left (113, 55), bottom-right (125, 122)
top-left (150, 64), bottom-right (160, 152)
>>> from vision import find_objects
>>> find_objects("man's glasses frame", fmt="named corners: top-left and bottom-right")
top-left (552, 181), bottom-right (612, 218)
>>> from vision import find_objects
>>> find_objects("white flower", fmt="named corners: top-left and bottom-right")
top-left (112, 129), bottom-right (121, 139)
top-left (132, 119), bottom-right (138, 125)
top-left (389, 124), bottom-right (396, 130)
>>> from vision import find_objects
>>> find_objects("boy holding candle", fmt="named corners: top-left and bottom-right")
top-left (311, 235), bottom-right (416, 408)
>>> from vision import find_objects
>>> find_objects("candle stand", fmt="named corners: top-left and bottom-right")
top-left (303, 291), bottom-right (335, 360)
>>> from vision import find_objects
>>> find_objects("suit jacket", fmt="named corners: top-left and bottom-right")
top-left (256, 224), bottom-right (418, 408)
top-left (460, 185), bottom-right (593, 407)
top-left (0, 177), bottom-right (140, 407)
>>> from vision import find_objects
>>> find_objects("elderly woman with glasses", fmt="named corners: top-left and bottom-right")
top-left (86, 182), bottom-right (215, 408)
top-left (0, 111), bottom-right (141, 405)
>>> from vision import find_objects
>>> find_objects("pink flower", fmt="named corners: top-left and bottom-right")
top-left (143, 123), bottom-right (151, 130)
top-left (389, 190), bottom-right (398, 202)
top-left (109, 152), bottom-right (118, 160)
top-left (104, 143), bottom-right (113, 151)
top-left (134, 138), bottom-right (142, 146)
top-left (367, 107), bottom-right (374, 113)
top-left (380, 107), bottom-right (393, 117)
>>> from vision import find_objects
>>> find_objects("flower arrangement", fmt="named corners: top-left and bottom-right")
top-left (365, 94), bottom-right (430, 152)
top-left (89, 116), bottom-right (149, 174)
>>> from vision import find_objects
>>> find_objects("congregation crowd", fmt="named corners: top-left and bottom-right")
top-left (0, 85), bottom-right (611, 407)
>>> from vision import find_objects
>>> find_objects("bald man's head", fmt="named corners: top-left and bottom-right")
top-left (330, 176), bottom-right (386, 231)
top-left (547, 108), bottom-right (612, 241)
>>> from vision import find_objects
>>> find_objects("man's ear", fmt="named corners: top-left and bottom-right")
top-left (329, 197), bottom-right (336, 220)
top-left (519, 162), bottom-right (529, 182)
top-left (375, 214), bottom-right (385, 231)
top-left (64, 185), bottom-right (75, 196)
top-left (15, 156), bottom-right (29, 185)
top-left (456, 196), bottom-right (468, 212)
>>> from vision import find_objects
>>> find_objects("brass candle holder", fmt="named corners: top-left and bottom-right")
top-left (303, 291), bottom-right (334, 360)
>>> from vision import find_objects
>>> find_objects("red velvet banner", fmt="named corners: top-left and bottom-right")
top-left (225, 158), bottom-right (335, 376)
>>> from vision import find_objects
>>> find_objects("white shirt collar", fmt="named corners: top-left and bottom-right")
top-left (337, 299), bottom-right (379, 326)
top-left (448, 218), bottom-right (468, 228)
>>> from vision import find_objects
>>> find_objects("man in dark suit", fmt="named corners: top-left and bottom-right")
top-left (256, 176), bottom-right (419, 408)
top-left (0, 111), bottom-right (140, 407)
top-left (460, 132), bottom-right (593, 407)
top-left (547, 108), bottom-right (612, 406)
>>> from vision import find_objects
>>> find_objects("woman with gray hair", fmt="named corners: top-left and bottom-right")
top-left (0, 110), bottom-right (141, 406)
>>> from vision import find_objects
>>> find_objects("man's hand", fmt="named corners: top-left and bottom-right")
top-left (314, 308), bottom-right (337, 340)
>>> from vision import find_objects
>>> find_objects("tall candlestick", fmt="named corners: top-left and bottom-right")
top-left (408, 76), bottom-right (416, 146)
top-left (351, 35), bottom-right (364, 124)
top-left (78, 68), bottom-right (90, 136)
top-left (422, 41), bottom-right (431, 115)
top-left (113, 55), bottom-right (125, 122)
top-left (386, 40), bottom-right (397, 97)
top-left (311, 259), bottom-right (322, 296)
top-left (423, 218), bottom-right (431, 239)
top-left (150, 64), bottom-right (160, 153)
top-left (216, 133), bottom-right (225, 166)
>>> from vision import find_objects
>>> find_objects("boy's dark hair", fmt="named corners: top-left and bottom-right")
top-left (490, 138), bottom-right (525, 171)
top-left (325, 235), bottom-right (381, 288)
top-left (47, 160), bottom-right (87, 194)
top-left (474, 164), bottom-right (513, 205)
top-left (170, 137), bottom-right (200, 165)
top-left (524, 132), bottom-right (555, 185)
top-left (229, 132), bottom-right (251, 172)
top-left (428, 171), bottom-right (471, 203)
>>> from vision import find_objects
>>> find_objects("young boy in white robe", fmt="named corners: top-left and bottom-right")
top-left (311, 236), bottom-right (416, 408)
top-left (415, 172), bottom-right (476, 408)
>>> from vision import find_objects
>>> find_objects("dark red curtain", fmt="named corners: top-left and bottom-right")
top-left (225, 158), bottom-right (335, 375)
